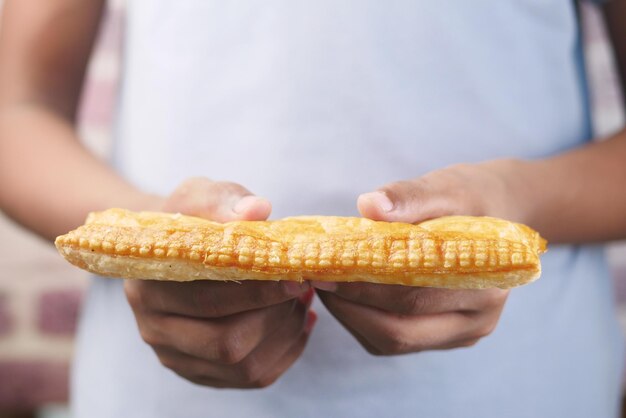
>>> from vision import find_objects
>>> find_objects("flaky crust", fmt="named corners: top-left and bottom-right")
top-left (55, 209), bottom-right (547, 289)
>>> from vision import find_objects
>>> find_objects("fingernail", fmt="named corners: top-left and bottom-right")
top-left (304, 310), bottom-right (318, 334)
top-left (311, 280), bottom-right (337, 292)
top-left (282, 280), bottom-right (310, 296)
top-left (362, 191), bottom-right (393, 213)
top-left (297, 288), bottom-right (315, 308)
top-left (232, 195), bottom-right (262, 214)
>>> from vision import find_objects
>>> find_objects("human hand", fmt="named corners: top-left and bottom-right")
top-left (125, 178), bottom-right (317, 388)
top-left (314, 161), bottom-right (523, 355)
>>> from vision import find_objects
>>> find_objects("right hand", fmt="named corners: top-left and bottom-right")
top-left (125, 178), bottom-right (317, 388)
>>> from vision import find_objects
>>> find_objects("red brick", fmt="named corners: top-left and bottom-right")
top-left (0, 293), bottom-right (12, 336)
top-left (0, 361), bottom-right (68, 409)
top-left (37, 289), bottom-right (83, 336)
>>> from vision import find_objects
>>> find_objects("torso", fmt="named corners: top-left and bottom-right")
top-left (73, 2), bottom-right (623, 417)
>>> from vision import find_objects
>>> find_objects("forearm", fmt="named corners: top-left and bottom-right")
top-left (515, 130), bottom-right (626, 243)
top-left (0, 0), bottom-right (154, 240)
top-left (0, 104), bottom-right (162, 241)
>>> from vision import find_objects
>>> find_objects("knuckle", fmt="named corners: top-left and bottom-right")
top-left (139, 326), bottom-right (161, 347)
top-left (362, 343), bottom-right (386, 357)
top-left (170, 177), bottom-right (213, 206)
top-left (377, 330), bottom-right (413, 355)
top-left (178, 177), bottom-right (197, 189)
top-left (440, 163), bottom-right (475, 183)
top-left (157, 354), bottom-right (178, 371)
top-left (424, 165), bottom-right (463, 190)
top-left (379, 180), bottom-right (414, 201)
top-left (214, 181), bottom-right (250, 197)
top-left (124, 281), bottom-right (146, 308)
top-left (182, 176), bottom-right (213, 191)
top-left (386, 339), bottom-right (412, 355)
top-left (170, 178), bottom-right (222, 216)
top-left (215, 330), bottom-right (247, 365)
top-left (459, 339), bottom-right (480, 348)
top-left (253, 374), bottom-right (280, 389)
top-left (475, 321), bottom-right (498, 339)
top-left (234, 360), bottom-right (265, 384)
top-left (402, 290), bottom-right (429, 315)
top-left (182, 373), bottom-right (211, 387)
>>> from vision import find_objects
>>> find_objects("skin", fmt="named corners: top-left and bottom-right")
top-left (1, 0), bottom-right (626, 386)
top-left (125, 178), bottom-right (318, 388)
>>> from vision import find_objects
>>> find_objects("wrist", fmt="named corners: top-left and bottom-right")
top-left (480, 158), bottom-right (538, 226)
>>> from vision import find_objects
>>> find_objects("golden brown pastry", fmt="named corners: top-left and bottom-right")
top-left (54, 208), bottom-right (546, 289)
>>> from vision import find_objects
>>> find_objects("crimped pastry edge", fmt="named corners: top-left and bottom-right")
top-left (60, 247), bottom-right (541, 290)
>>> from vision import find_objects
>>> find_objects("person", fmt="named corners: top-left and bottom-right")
top-left (1, 0), bottom-right (626, 417)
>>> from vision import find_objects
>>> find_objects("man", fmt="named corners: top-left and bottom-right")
top-left (1, 1), bottom-right (626, 416)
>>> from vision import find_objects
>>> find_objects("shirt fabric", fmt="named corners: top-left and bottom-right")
top-left (72, 1), bottom-right (624, 417)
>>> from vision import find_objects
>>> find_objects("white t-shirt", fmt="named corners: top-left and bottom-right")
top-left (73, 1), bottom-right (623, 417)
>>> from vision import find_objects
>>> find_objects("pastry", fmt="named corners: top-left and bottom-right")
top-left (54, 208), bottom-right (547, 289)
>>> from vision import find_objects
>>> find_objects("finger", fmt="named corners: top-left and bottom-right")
top-left (357, 181), bottom-right (449, 223)
top-left (350, 334), bottom-right (482, 355)
top-left (163, 177), bottom-right (272, 222)
top-left (254, 312), bottom-right (316, 387)
top-left (153, 344), bottom-right (260, 389)
top-left (152, 306), bottom-right (314, 388)
top-left (312, 282), bottom-right (508, 316)
top-left (140, 299), bottom-right (298, 362)
top-left (155, 323), bottom-right (313, 389)
top-left (435, 336), bottom-right (481, 350)
top-left (318, 291), bottom-right (481, 354)
top-left (125, 278), bottom-right (310, 318)
top-left (223, 306), bottom-right (312, 385)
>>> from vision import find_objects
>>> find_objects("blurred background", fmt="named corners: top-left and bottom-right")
top-left (0, 1), bottom-right (625, 417)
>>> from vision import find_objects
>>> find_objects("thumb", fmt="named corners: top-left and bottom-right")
top-left (163, 177), bottom-right (272, 223)
top-left (357, 179), bottom-right (454, 224)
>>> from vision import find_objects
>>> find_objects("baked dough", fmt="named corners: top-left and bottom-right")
top-left (54, 208), bottom-right (546, 289)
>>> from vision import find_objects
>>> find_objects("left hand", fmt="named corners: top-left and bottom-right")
top-left (313, 160), bottom-right (525, 355)
top-left (313, 281), bottom-right (507, 355)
